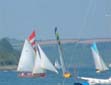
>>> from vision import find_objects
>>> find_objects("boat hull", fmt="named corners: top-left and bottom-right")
top-left (18, 73), bottom-right (46, 78)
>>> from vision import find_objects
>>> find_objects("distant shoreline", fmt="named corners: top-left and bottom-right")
top-left (38, 38), bottom-right (111, 45)
top-left (0, 65), bottom-right (17, 71)
top-left (10, 38), bottom-right (111, 49)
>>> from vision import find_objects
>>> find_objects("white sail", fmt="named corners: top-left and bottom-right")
top-left (17, 39), bottom-right (35, 72)
top-left (91, 43), bottom-right (109, 72)
top-left (32, 49), bottom-right (45, 74)
top-left (55, 60), bottom-right (61, 69)
top-left (37, 44), bottom-right (58, 74)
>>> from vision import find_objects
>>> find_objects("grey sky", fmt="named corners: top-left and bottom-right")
top-left (0, 0), bottom-right (110, 40)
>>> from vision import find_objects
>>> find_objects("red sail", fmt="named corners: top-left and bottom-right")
top-left (28, 31), bottom-right (36, 51)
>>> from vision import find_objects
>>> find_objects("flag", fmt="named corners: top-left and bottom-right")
top-left (55, 27), bottom-right (61, 45)
top-left (28, 31), bottom-right (36, 51)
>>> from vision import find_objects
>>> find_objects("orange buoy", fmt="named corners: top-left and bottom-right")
top-left (63, 72), bottom-right (71, 78)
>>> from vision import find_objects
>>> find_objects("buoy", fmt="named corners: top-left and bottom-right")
top-left (63, 72), bottom-right (71, 78)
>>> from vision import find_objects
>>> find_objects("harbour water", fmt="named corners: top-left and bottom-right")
top-left (0, 67), bottom-right (111, 85)
top-left (1, 42), bottom-right (111, 85)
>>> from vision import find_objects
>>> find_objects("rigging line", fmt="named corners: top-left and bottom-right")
top-left (79, 0), bottom-right (94, 37)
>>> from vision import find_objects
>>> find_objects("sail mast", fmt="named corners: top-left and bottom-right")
top-left (54, 27), bottom-right (71, 78)
top-left (54, 27), bottom-right (66, 74)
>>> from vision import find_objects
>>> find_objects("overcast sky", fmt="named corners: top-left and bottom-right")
top-left (0, 0), bottom-right (110, 40)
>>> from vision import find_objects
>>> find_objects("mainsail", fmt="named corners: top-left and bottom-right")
top-left (17, 39), bottom-right (35, 72)
top-left (91, 43), bottom-right (109, 73)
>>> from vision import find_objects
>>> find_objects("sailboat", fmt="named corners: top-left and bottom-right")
top-left (17, 31), bottom-right (58, 78)
top-left (54, 27), bottom-right (71, 78)
top-left (91, 42), bottom-right (109, 73)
